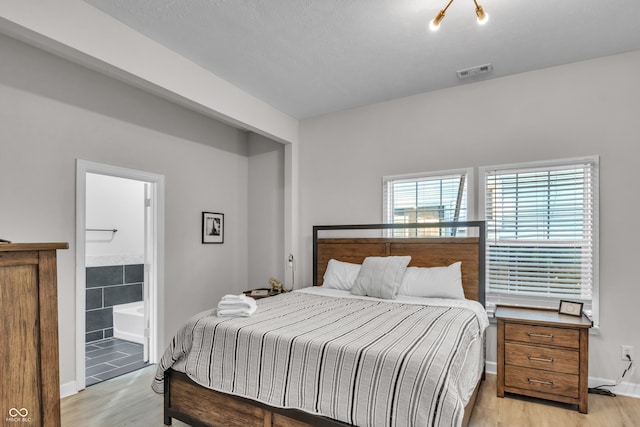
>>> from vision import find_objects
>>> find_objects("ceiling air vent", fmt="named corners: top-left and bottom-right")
top-left (456, 63), bottom-right (493, 79)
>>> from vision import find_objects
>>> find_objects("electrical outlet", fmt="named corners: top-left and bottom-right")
top-left (622, 345), bottom-right (633, 361)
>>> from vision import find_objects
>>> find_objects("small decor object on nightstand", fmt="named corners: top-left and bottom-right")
top-left (202, 212), bottom-right (224, 244)
top-left (269, 277), bottom-right (285, 294)
top-left (559, 300), bottom-right (583, 317)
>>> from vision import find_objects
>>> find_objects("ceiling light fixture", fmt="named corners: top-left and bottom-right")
top-left (474, 0), bottom-right (489, 25)
top-left (429, 0), bottom-right (489, 31)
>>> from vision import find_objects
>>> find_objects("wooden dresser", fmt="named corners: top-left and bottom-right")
top-left (495, 305), bottom-right (592, 413)
top-left (0, 243), bottom-right (68, 427)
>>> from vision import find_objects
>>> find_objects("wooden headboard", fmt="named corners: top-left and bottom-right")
top-left (313, 222), bottom-right (486, 306)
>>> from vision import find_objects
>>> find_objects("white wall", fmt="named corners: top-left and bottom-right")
top-left (299, 50), bottom-right (640, 391)
top-left (0, 1), bottom-right (299, 145)
top-left (248, 134), bottom-right (285, 289)
top-left (0, 33), bottom-right (251, 387)
top-left (85, 173), bottom-right (145, 266)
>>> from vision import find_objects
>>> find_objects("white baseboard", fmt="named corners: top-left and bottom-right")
top-left (60, 381), bottom-right (77, 399)
top-left (484, 363), bottom-right (640, 399)
top-left (589, 376), bottom-right (640, 398)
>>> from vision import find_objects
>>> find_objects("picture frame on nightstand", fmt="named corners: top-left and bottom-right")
top-left (558, 300), bottom-right (583, 317)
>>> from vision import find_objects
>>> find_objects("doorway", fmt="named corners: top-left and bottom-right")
top-left (75, 160), bottom-right (164, 391)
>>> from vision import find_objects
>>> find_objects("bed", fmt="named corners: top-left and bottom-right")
top-left (154, 221), bottom-right (488, 427)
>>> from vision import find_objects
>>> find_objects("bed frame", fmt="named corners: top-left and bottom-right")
top-left (164, 222), bottom-right (486, 427)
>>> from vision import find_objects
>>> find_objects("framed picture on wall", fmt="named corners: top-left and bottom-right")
top-left (202, 212), bottom-right (224, 244)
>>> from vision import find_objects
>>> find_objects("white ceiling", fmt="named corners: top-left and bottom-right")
top-left (84, 0), bottom-right (640, 119)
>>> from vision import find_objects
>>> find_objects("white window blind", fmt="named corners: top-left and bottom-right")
top-left (483, 158), bottom-right (598, 319)
top-left (383, 170), bottom-right (470, 237)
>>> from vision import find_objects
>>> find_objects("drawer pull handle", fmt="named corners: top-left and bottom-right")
top-left (528, 355), bottom-right (554, 363)
top-left (527, 332), bottom-right (553, 339)
top-left (528, 378), bottom-right (554, 386)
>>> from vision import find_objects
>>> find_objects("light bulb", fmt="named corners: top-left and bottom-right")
top-left (430, 10), bottom-right (446, 31)
top-left (476, 5), bottom-right (489, 25)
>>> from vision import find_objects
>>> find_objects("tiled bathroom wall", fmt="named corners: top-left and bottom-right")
top-left (85, 264), bottom-right (144, 343)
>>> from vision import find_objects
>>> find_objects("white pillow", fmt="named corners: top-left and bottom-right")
top-left (322, 259), bottom-right (361, 291)
top-left (397, 262), bottom-right (465, 299)
top-left (351, 256), bottom-right (411, 299)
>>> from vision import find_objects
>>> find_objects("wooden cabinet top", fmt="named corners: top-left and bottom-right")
top-left (495, 305), bottom-right (592, 329)
top-left (0, 242), bottom-right (69, 252)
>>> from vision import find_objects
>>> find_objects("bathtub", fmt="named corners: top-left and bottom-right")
top-left (113, 302), bottom-right (145, 344)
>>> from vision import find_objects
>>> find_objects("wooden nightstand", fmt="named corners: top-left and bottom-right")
top-left (243, 288), bottom-right (277, 299)
top-left (495, 305), bottom-right (592, 413)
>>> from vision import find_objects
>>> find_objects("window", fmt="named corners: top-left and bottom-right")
top-left (383, 169), bottom-right (472, 237)
top-left (481, 157), bottom-right (599, 324)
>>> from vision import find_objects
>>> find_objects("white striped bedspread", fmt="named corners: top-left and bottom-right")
top-left (152, 289), bottom-right (489, 427)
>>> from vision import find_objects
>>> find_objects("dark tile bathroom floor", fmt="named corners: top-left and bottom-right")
top-left (85, 338), bottom-right (149, 386)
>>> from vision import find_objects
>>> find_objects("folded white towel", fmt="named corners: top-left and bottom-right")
top-left (218, 301), bottom-right (256, 308)
top-left (217, 294), bottom-right (257, 317)
top-left (221, 294), bottom-right (249, 302)
top-left (218, 298), bottom-right (256, 309)
top-left (217, 305), bottom-right (257, 317)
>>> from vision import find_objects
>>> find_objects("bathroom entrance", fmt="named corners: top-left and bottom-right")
top-left (75, 160), bottom-right (164, 390)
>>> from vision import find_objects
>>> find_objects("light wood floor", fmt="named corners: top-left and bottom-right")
top-left (61, 365), bottom-right (188, 427)
top-left (61, 365), bottom-right (640, 426)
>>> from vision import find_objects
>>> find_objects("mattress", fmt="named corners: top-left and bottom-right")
top-left (153, 288), bottom-right (489, 427)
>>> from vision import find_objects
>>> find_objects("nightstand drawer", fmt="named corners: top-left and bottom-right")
top-left (505, 365), bottom-right (579, 398)
top-left (505, 342), bottom-right (579, 374)
top-left (505, 323), bottom-right (579, 349)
